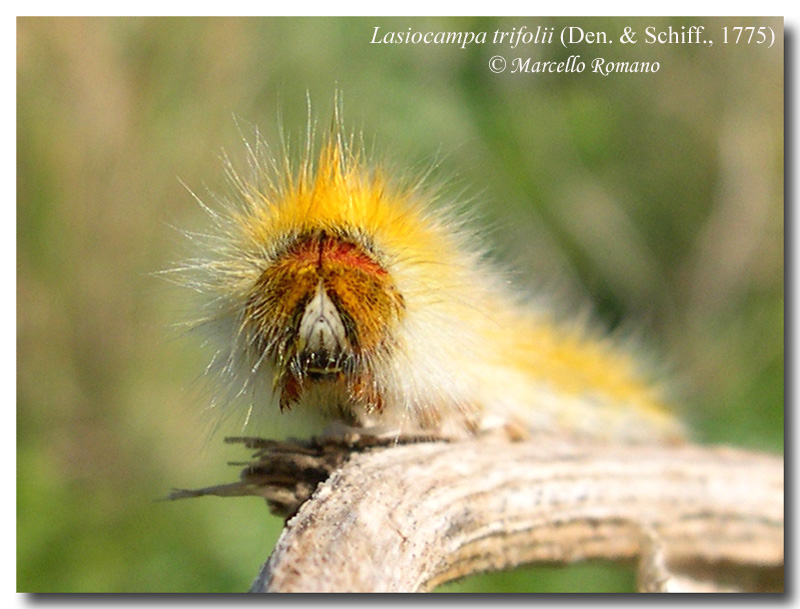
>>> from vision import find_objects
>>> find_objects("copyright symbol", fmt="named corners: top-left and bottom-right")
top-left (489, 55), bottom-right (506, 73)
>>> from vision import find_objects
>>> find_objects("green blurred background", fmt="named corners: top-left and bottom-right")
top-left (17, 17), bottom-right (783, 593)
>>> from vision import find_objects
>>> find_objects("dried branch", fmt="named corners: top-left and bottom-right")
top-left (172, 435), bottom-right (783, 593)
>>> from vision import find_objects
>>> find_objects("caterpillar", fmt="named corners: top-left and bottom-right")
top-left (179, 100), bottom-right (685, 444)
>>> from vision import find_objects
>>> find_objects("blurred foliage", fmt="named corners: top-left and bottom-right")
top-left (17, 17), bottom-right (783, 592)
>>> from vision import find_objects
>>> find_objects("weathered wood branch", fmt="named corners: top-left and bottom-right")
top-left (172, 435), bottom-right (783, 593)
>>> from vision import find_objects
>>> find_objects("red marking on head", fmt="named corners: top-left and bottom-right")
top-left (284, 231), bottom-right (386, 277)
top-left (319, 235), bottom-right (387, 276)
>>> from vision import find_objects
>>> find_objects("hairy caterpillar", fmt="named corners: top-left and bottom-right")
top-left (179, 101), bottom-right (685, 444)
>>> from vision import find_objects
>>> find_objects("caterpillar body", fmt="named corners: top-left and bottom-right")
top-left (182, 106), bottom-right (685, 444)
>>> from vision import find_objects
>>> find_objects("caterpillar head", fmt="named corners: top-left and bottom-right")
top-left (242, 224), bottom-right (405, 418)
top-left (183, 118), bottom-right (432, 430)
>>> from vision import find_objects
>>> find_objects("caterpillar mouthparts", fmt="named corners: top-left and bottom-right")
top-left (180, 101), bottom-right (685, 444)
